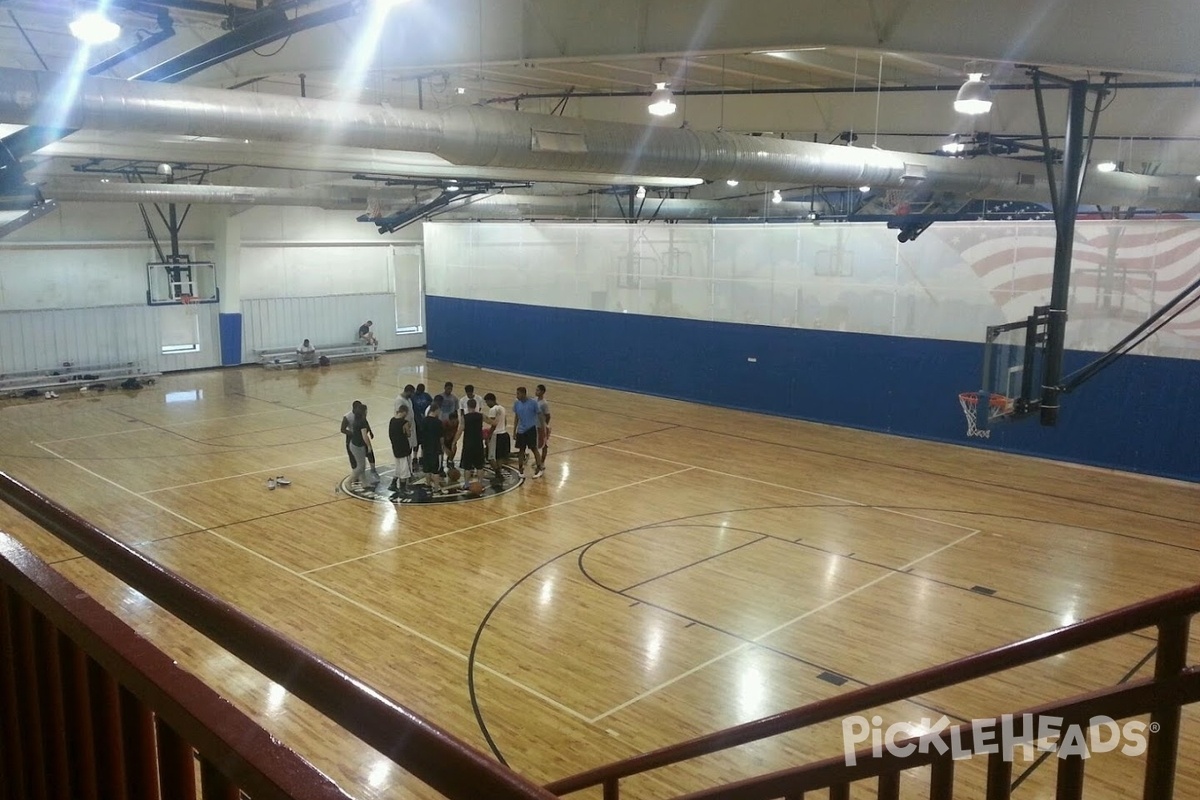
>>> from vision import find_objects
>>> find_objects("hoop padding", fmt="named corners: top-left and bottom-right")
top-left (958, 392), bottom-right (1011, 439)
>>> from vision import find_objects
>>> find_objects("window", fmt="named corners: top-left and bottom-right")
top-left (160, 304), bottom-right (200, 354)
top-left (394, 245), bottom-right (424, 333)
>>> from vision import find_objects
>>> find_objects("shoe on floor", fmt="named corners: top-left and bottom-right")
top-left (267, 478), bottom-right (277, 490)
top-left (532, 469), bottom-right (544, 479)
top-left (275, 476), bottom-right (291, 486)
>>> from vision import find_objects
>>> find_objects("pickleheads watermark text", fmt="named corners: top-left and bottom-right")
top-left (842, 714), bottom-right (1154, 766)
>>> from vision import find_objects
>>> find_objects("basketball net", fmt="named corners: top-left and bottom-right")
top-left (179, 294), bottom-right (197, 315)
top-left (958, 392), bottom-right (1009, 439)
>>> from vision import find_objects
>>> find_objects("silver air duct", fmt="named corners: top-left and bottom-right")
top-left (1, 66), bottom-right (1197, 210)
top-left (27, 182), bottom-right (817, 220)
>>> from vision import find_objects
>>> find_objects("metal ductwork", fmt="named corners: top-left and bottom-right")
top-left (25, 182), bottom-right (818, 220)
top-left (2, 66), bottom-right (1198, 210)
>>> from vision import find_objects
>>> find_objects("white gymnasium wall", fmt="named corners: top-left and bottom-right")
top-left (425, 220), bottom-right (1200, 360)
top-left (0, 202), bottom-right (426, 373)
top-left (236, 206), bottom-right (425, 355)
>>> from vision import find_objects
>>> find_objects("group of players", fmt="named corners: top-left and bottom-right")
top-left (340, 381), bottom-right (551, 499)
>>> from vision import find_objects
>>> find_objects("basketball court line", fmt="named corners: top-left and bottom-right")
top-left (588, 527), bottom-right (981, 723)
top-left (40, 405), bottom-right (330, 445)
top-left (211, 530), bottom-right (595, 725)
top-left (553, 433), bottom-right (864, 506)
top-left (32, 440), bottom-right (596, 726)
top-left (142, 455), bottom-right (346, 494)
top-left (302, 467), bottom-right (697, 575)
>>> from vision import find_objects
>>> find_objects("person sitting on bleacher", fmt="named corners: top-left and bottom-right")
top-left (297, 338), bottom-right (317, 367)
top-left (358, 320), bottom-right (378, 350)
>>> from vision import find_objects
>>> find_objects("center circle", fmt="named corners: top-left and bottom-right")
top-left (340, 463), bottom-right (524, 504)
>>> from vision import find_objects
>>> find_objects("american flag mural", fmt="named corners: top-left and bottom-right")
top-left (944, 220), bottom-right (1200, 344)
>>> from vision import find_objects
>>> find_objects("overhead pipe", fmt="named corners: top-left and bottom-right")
top-left (1, 66), bottom-right (1198, 210)
top-left (25, 182), bottom-right (818, 220)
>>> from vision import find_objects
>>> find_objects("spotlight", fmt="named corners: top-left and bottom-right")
top-left (69, 11), bottom-right (121, 44)
top-left (726, 179), bottom-right (739, 187)
top-left (648, 78), bottom-right (676, 117)
top-left (1097, 161), bottom-right (1118, 173)
top-left (954, 72), bottom-right (993, 115)
top-left (771, 189), bottom-right (782, 204)
top-left (941, 136), bottom-right (967, 154)
top-left (156, 163), bottom-right (173, 177)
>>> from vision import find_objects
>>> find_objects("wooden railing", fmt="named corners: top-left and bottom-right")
top-left (0, 471), bottom-right (558, 800)
top-left (0, 531), bottom-right (353, 800)
top-left (547, 586), bottom-right (1200, 800)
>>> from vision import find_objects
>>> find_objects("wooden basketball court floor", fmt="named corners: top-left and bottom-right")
top-left (0, 350), bottom-right (1197, 800)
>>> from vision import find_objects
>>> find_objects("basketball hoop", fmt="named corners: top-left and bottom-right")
top-left (958, 392), bottom-right (1011, 439)
top-left (179, 294), bottom-right (197, 315)
top-left (884, 189), bottom-right (910, 215)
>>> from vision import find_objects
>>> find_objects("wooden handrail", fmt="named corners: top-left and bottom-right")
top-left (0, 531), bottom-right (353, 800)
top-left (672, 668), bottom-right (1200, 800)
top-left (0, 471), bottom-right (557, 800)
top-left (547, 585), bottom-right (1200, 795)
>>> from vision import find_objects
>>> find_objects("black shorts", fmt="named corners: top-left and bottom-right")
top-left (515, 428), bottom-right (538, 451)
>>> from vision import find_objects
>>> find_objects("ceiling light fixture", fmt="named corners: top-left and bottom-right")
top-left (69, 11), bottom-right (121, 44)
top-left (456, 87), bottom-right (466, 95)
top-left (1097, 161), bottom-right (1118, 173)
top-left (771, 189), bottom-right (782, 204)
top-left (941, 134), bottom-right (967, 154)
top-left (635, 185), bottom-right (647, 199)
top-left (648, 79), bottom-right (676, 117)
top-left (859, 185), bottom-right (872, 193)
top-left (726, 179), bottom-right (739, 187)
top-left (954, 72), bottom-right (993, 115)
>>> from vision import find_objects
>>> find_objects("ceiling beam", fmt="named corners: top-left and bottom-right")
top-left (215, 0), bottom-right (1200, 81)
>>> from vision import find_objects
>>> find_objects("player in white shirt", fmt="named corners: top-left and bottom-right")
top-left (483, 392), bottom-right (509, 475)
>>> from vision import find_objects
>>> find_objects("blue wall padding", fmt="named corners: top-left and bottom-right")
top-left (427, 296), bottom-right (1200, 482)
top-left (218, 312), bottom-right (243, 367)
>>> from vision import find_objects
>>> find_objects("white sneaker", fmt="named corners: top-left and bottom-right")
top-left (275, 476), bottom-right (291, 486)
top-left (267, 478), bottom-right (277, 490)
top-left (532, 468), bottom-right (544, 479)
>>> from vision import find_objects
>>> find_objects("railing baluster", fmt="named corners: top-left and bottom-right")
top-left (1143, 614), bottom-right (1190, 800)
top-left (199, 756), bottom-right (240, 800)
top-left (829, 783), bottom-right (850, 800)
top-left (60, 638), bottom-right (99, 800)
top-left (1055, 752), bottom-right (1085, 800)
top-left (603, 777), bottom-right (620, 800)
top-left (0, 586), bottom-right (28, 800)
top-left (121, 686), bottom-right (161, 800)
top-left (155, 720), bottom-right (197, 800)
top-left (14, 600), bottom-right (48, 800)
top-left (985, 752), bottom-right (1011, 800)
top-left (877, 770), bottom-right (900, 800)
top-left (88, 659), bottom-right (128, 800)
top-left (36, 614), bottom-right (71, 800)
top-left (929, 755), bottom-right (954, 800)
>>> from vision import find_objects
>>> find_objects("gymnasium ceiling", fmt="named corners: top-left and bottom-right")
top-left (1, 0), bottom-right (1199, 206)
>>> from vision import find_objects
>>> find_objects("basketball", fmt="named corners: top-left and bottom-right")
top-left (447, 467), bottom-right (462, 482)
top-left (467, 479), bottom-right (485, 496)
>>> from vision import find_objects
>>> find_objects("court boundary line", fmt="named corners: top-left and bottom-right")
top-left (554, 434), bottom-right (864, 506)
top-left (39, 406), bottom-right (324, 445)
top-left (143, 455), bottom-right (346, 494)
top-left (32, 440), bottom-right (597, 726)
top-left (588, 527), bottom-right (981, 723)
top-left (303, 467), bottom-right (696, 575)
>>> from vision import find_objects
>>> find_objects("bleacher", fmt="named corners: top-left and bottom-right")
top-left (256, 342), bottom-right (378, 369)
top-left (0, 361), bottom-right (160, 397)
